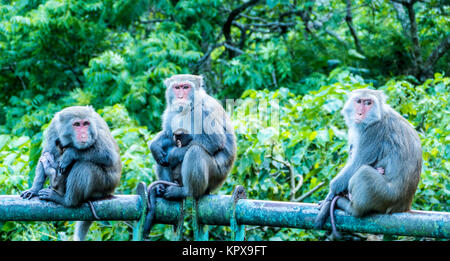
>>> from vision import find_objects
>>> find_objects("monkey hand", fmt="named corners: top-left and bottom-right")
top-left (155, 184), bottom-right (166, 197)
top-left (20, 188), bottom-right (40, 200)
top-left (151, 146), bottom-right (168, 166)
top-left (58, 147), bottom-right (77, 175)
top-left (37, 188), bottom-right (61, 203)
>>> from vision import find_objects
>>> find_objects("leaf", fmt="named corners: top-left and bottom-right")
top-left (348, 49), bottom-right (366, 60)
top-left (308, 131), bottom-right (317, 141)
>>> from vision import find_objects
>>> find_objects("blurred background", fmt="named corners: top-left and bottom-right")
top-left (0, 0), bottom-right (448, 240)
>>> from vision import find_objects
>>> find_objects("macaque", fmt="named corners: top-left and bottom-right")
top-left (315, 89), bottom-right (422, 239)
top-left (150, 74), bottom-right (236, 199)
top-left (144, 74), bottom-right (236, 237)
top-left (21, 106), bottom-right (122, 241)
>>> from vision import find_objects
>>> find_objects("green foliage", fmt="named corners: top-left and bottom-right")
top-left (0, 0), bottom-right (448, 241)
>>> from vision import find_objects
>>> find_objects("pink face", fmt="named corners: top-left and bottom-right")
top-left (73, 119), bottom-right (90, 143)
top-left (354, 98), bottom-right (374, 123)
top-left (172, 83), bottom-right (192, 102)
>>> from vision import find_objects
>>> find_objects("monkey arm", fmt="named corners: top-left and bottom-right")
top-left (196, 105), bottom-right (228, 155)
top-left (58, 140), bottom-right (118, 172)
top-left (20, 162), bottom-right (46, 199)
top-left (328, 161), bottom-right (362, 201)
top-left (150, 131), bottom-right (172, 166)
top-left (167, 146), bottom-right (189, 167)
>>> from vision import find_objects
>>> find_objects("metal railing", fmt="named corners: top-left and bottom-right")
top-left (1, 183), bottom-right (449, 240)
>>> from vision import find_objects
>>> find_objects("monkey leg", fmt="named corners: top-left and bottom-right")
top-left (314, 200), bottom-right (332, 229)
top-left (60, 161), bottom-right (109, 207)
top-left (347, 165), bottom-right (398, 216)
top-left (74, 221), bottom-right (93, 241)
top-left (21, 163), bottom-right (46, 199)
top-left (164, 145), bottom-right (209, 200)
top-left (155, 164), bottom-right (175, 196)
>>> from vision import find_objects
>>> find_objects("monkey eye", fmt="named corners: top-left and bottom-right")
top-left (83, 121), bottom-right (90, 126)
top-left (364, 100), bottom-right (372, 106)
top-left (183, 85), bottom-right (190, 89)
top-left (73, 122), bottom-right (81, 127)
top-left (356, 99), bottom-right (362, 104)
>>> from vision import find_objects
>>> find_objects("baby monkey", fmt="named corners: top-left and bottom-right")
top-left (156, 128), bottom-right (193, 190)
top-left (143, 128), bottom-right (193, 236)
top-left (39, 139), bottom-right (67, 196)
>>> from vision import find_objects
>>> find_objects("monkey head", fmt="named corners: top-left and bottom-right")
top-left (342, 89), bottom-right (385, 127)
top-left (172, 128), bottom-right (192, 148)
top-left (164, 74), bottom-right (205, 113)
top-left (55, 106), bottom-right (99, 149)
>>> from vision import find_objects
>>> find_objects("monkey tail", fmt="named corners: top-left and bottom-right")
top-left (314, 200), bottom-right (331, 229)
top-left (143, 180), bottom-right (180, 237)
top-left (143, 184), bottom-right (158, 237)
top-left (87, 201), bottom-right (100, 220)
top-left (330, 195), bottom-right (342, 240)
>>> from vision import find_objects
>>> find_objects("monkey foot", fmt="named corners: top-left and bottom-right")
top-left (164, 186), bottom-right (188, 200)
top-left (155, 184), bottom-right (166, 197)
top-left (20, 189), bottom-right (39, 200)
top-left (37, 188), bottom-right (62, 204)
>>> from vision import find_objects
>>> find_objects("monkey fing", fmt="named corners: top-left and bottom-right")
top-left (20, 106), bottom-right (122, 241)
top-left (315, 89), bottom-right (422, 240)
top-left (143, 74), bottom-right (237, 236)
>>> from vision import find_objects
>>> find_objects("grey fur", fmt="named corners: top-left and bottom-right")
top-left (150, 74), bottom-right (236, 199)
top-left (315, 89), bottom-right (422, 232)
top-left (20, 106), bottom-right (122, 241)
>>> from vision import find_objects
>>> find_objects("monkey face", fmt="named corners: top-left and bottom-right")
top-left (171, 83), bottom-right (192, 111)
top-left (164, 75), bottom-right (204, 113)
top-left (73, 119), bottom-right (90, 142)
top-left (172, 83), bottom-right (192, 101)
top-left (342, 89), bottom-right (383, 126)
top-left (353, 98), bottom-right (374, 123)
top-left (57, 106), bottom-right (98, 150)
top-left (71, 118), bottom-right (96, 149)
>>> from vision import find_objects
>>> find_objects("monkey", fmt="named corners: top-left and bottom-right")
top-left (154, 128), bottom-right (193, 193)
top-left (39, 151), bottom-right (65, 196)
top-left (37, 139), bottom-right (67, 196)
top-left (142, 128), bottom-right (193, 236)
top-left (150, 74), bottom-right (236, 200)
top-left (20, 106), bottom-right (122, 241)
top-left (144, 74), bottom-right (236, 237)
top-left (315, 88), bottom-right (422, 239)
top-left (144, 74), bottom-right (236, 235)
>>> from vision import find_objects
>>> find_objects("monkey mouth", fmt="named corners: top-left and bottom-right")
top-left (80, 135), bottom-right (88, 143)
top-left (355, 114), bottom-right (364, 123)
top-left (172, 101), bottom-right (191, 112)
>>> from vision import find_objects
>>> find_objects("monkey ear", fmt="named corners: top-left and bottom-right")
top-left (377, 90), bottom-right (387, 105)
top-left (163, 78), bottom-right (171, 89)
top-left (86, 105), bottom-right (95, 113)
top-left (197, 75), bottom-right (205, 90)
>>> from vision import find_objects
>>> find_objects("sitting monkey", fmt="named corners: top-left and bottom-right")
top-left (155, 128), bottom-right (193, 192)
top-left (38, 139), bottom-right (67, 196)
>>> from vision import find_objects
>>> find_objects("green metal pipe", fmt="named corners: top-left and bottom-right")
top-left (0, 195), bottom-right (142, 221)
top-left (1, 194), bottom-right (449, 238)
top-left (154, 195), bottom-right (450, 238)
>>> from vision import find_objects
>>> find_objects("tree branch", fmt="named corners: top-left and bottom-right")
top-left (344, 0), bottom-right (364, 55)
top-left (268, 156), bottom-right (303, 201)
top-left (425, 34), bottom-right (450, 69)
top-left (293, 182), bottom-right (326, 202)
top-left (8, 64), bottom-right (27, 90)
top-left (223, 0), bottom-right (262, 58)
top-left (403, 0), bottom-right (423, 75)
top-left (423, 34), bottom-right (450, 77)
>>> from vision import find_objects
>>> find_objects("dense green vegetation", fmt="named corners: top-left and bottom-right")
top-left (0, 0), bottom-right (448, 240)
